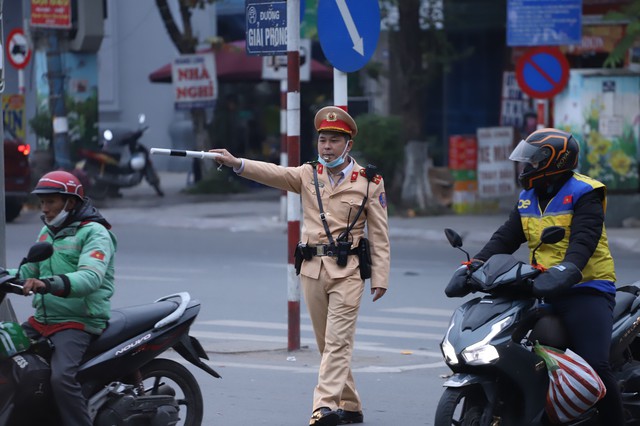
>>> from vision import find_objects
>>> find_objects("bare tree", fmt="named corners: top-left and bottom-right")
top-left (385, 0), bottom-right (470, 209)
top-left (155, 0), bottom-right (216, 181)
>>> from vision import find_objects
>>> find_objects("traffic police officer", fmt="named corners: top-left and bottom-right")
top-left (211, 106), bottom-right (390, 426)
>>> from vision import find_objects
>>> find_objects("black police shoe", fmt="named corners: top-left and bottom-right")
top-left (309, 407), bottom-right (339, 426)
top-left (336, 409), bottom-right (364, 424)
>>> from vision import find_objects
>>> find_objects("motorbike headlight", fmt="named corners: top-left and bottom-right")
top-left (461, 315), bottom-right (513, 366)
top-left (130, 154), bottom-right (146, 171)
top-left (462, 345), bottom-right (500, 365)
top-left (441, 320), bottom-right (459, 366)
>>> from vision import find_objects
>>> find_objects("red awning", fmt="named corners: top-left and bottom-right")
top-left (149, 41), bottom-right (333, 83)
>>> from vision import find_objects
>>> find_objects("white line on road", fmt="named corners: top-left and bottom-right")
top-left (166, 352), bottom-right (445, 373)
top-left (302, 314), bottom-right (449, 329)
top-left (196, 320), bottom-right (444, 340)
top-left (190, 331), bottom-right (443, 358)
top-left (380, 307), bottom-right (454, 317)
top-left (115, 275), bottom-right (184, 282)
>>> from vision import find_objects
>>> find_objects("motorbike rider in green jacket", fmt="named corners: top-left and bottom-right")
top-left (12, 170), bottom-right (117, 426)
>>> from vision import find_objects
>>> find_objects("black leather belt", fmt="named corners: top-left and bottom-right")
top-left (306, 244), bottom-right (358, 257)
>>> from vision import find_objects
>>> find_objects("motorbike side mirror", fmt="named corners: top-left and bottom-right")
top-left (16, 242), bottom-right (54, 279)
top-left (531, 226), bottom-right (566, 266)
top-left (444, 228), bottom-right (470, 262)
top-left (103, 129), bottom-right (113, 141)
top-left (27, 242), bottom-right (54, 263)
top-left (445, 228), bottom-right (463, 248)
top-left (540, 226), bottom-right (565, 245)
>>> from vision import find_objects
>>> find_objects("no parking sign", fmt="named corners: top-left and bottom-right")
top-left (515, 47), bottom-right (569, 99)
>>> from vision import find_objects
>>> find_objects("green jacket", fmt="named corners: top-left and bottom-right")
top-left (14, 204), bottom-right (117, 335)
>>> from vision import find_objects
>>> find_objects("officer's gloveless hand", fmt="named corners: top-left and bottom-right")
top-left (532, 262), bottom-right (582, 298)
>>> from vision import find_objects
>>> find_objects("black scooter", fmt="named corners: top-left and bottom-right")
top-left (435, 226), bottom-right (640, 425)
top-left (79, 114), bottom-right (164, 199)
top-left (0, 242), bottom-right (220, 426)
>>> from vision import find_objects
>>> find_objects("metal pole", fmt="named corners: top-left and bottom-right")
top-left (334, 68), bottom-right (348, 111)
top-left (286, 0), bottom-right (301, 352)
top-left (0, 0), bottom-right (7, 268)
top-left (280, 79), bottom-right (287, 222)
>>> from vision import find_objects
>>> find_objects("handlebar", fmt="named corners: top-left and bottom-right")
top-left (0, 279), bottom-right (45, 296)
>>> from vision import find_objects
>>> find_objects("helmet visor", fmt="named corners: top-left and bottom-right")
top-left (509, 140), bottom-right (550, 164)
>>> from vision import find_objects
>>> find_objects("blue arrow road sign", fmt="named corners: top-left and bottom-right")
top-left (317, 0), bottom-right (380, 73)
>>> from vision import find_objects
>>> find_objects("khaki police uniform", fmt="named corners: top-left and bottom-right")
top-left (238, 107), bottom-right (390, 417)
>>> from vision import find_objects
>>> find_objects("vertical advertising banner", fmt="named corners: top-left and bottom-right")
top-left (476, 127), bottom-right (516, 198)
top-left (172, 53), bottom-right (217, 110)
top-left (2, 94), bottom-right (25, 142)
top-left (31, 0), bottom-right (72, 29)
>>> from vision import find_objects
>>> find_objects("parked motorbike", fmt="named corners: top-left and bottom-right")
top-left (0, 242), bottom-right (220, 426)
top-left (79, 114), bottom-right (164, 199)
top-left (435, 226), bottom-right (640, 425)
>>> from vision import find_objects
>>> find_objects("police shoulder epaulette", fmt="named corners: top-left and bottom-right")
top-left (359, 168), bottom-right (383, 184)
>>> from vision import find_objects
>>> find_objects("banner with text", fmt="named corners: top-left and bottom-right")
top-left (477, 127), bottom-right (516, 198)
top-left (31, 0), bottom-right (72, 28)
top-left (172, 54), bottom-right (217, 110)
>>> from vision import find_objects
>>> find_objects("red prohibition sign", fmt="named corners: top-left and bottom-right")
top-left (515, 47), bottom-right (570, 99)
top-left (6, 28), bottom-right (32, 70)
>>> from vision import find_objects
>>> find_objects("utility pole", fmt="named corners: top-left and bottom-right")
top-left (1, 0), bottom-right (7, 269)
top-left (47, 29), bottom-right (72, 170)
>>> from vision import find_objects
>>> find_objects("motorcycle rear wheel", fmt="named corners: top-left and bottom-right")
top-left (139, 358), bottom-right (204, 426)
top-left (434, 386), bottom-right (486, 426)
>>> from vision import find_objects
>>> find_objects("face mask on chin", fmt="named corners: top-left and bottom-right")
top-left (318, 141), bottom-right (350, 169)
top-left (46, 200), bottom-right (70, 228)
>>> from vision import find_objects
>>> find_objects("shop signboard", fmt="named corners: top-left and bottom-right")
top-left (476, 127), bottom-right (516, 198)
top-left (31, 0), bottom-right (72, 29)
top-left (554, 70), bottom-right (639, 192)
top-left (507, 0), bottom-right (581, 47)
top-left (172, 53), bottom-right (217, 110)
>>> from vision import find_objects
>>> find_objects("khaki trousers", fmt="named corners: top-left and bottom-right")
top-left (301, 266), bottom-right (365, 412)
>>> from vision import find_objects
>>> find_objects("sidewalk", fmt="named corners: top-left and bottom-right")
top-left (100, 171), bottom-right (640, 254)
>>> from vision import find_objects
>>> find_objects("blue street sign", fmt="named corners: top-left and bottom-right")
top-left (245, 0), bottom-right (287, 56)
top-left (507, 0), bottom-right (582, 47)
top-left (317, 0), bottom-right (380, 73)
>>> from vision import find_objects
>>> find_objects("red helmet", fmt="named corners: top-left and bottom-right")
top-left (32, 170), bottom-right (85, 200)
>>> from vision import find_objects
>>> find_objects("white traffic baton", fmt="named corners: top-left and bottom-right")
top-left (150, 148), bottom-right (221, 160)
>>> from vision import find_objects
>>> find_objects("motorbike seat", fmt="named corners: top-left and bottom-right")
top-left (87, 300), bottom-right (179, 355)
top-left (530, 314), bottom-right (570, 350)
top-left (613, 291), bottom-right (637, 322)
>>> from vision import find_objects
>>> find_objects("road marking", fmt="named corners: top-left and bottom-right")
top-left (114, 275), bottom-right (184, 282)
top-left (303, 314), bottom-right (449, 329)
top-left (380, 307), bottom-right (454, 317)
top-left (190, 330), bottom-right (443, 358)
top-left (196, 320), bottom-right (444, 340)
top-left (166, 352), bottom-right (445, 373)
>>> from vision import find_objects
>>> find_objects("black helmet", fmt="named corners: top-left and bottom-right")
top-left (510, 128), bottom-right (579, 190)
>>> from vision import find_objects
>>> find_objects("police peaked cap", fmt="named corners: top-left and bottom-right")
top-left (314, 106), bottom-right (358, 138)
